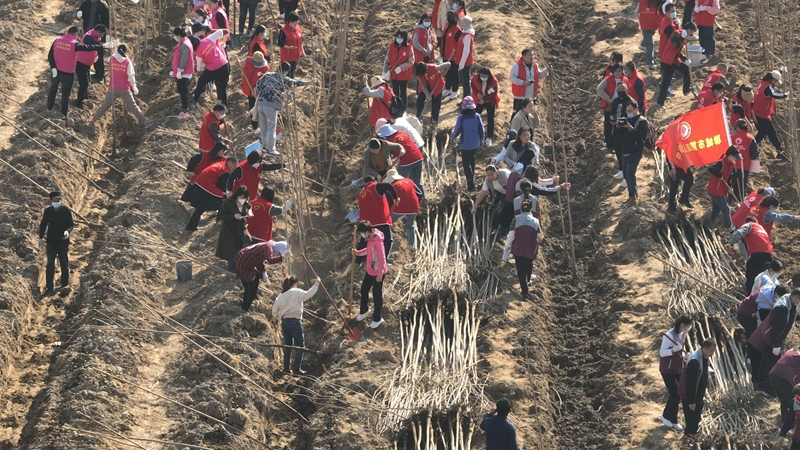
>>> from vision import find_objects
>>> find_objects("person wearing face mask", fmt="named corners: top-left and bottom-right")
top-left (186, 157), bottom-right (238, 231)
top-left (182, 142), bottom-right (227, 202)
top-left (440, 11), bottom-right (462, 100)
top-left (358, 176), bottom-right (398, 260)
top-left (730, 84), bottom-right (755, 129)
top-left (707, 146), bottom-right (742, 231)
top-left (77, 0), bottom-right (110, 82)
top-left (217, 186), bottom-right (253, 272)
top-left (88, 44), bottom-right (154, 128)
top-left (248, 25), bottom-right (270, 59)
top-left (352, 220), bottom-right (387, 329)
top-left (609, 82), bottom-right (632, 185)
top-left (732, 186), bottom-right (775, 229)
top-left (509, 48), bottom-right (552, 116)
top-left (772, 353), bottom-right (800, 446)
top-left (601, 51), bottom-right (623, 79)
top-left (658, 315), bottom-right (691, 432)
top-left (471, 67), bottom-right (499, 145)
top-left (624, 62), bottom-right (646, 115)
top-left (208, 0), bottom-right (231, 49)
top-left (74, 24), bottom-right (107, 110)
top-left (749, 289), bottom-right (800, 397)
top-left (754, 71), bottom-right (791, 160)
top-left (753, 259), bottom-right (784, 295)
top-left (198, 104), bottom-right (231, 153)
top-left (234, 240), bottom-right (287, 311)
top-left (678, 339), bottom-right (716, 436)
top-left (726, 119), bottom-right (758, 203)
top-left (277, 12), bottom-right (305, 79)
top-left (452, 0), bottom-right (466, 17)
top-left (254, 61), bottom-right (313, 156)
top-left (655, 22), bottom-right (697, 109)
top-left (39, 191), bottom-right (75, 296)
top-left (242, 51), bottom-right (270, 130)
top-left (412, 14), bottom-right (436, 64)
top-left (455, 16), bottom-right (474, 98)
top-left (597, 64), bottom-right (628, 149)
top-left (192, 24), bottom-right (231, 105)
top-left (636, 0), bottom-right (661, 69)
top-left (249, 187), bottom-right (295, 242)
top-left (657, 3), bottom-right (681, 99)
top-left (696, 81), bottom-right (724, 109)
top-left (225, 150), bottom-right (284, 200)
top-left (413, 61), bottom-right (450, 125)
top-left (693, 0), bottom-right (719, 63)
top-left (383, 29), bottom-right (415, 111)
top-left (618, 101), bottom-right (648, 205)
top-left (47, 26), bottom-right (109, 118)
top-left (171, 27), bottom-right (194, 118)
top-left (727, 216), bottom-right (775, 294)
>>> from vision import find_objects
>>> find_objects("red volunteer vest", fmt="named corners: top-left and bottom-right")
top-left (211, 7), bottom-right (231, 42)
top-left (754, 80), bottom-right (776, 120)
top-left (702, 70), bottom-right (723, 91)
top-left (109, 57), bottom-right (131, 91)
top-left (661, 31), bottom-right (686, 66)
top-left (279, 24), bottom-right (303, 62)
top-left (53, 34), bottom-right (79, 73)
top-left (600, 75), bottom-right (627, 109)
top-left (190, 151), bottom-right (224, 184)
top-left (358, 182), bottom-right (392, 227)
top-left (732, 190), bottom-right (765, 228)
top-left (730, 129), bottom-right (754, 171)
top-left (696, 89), bottom-right (718, 109)
top-left (730, 93), bottom-right (753, 128)
top-left (742, 222), bottom-right (773, 255)
top-left (431, 0), bottom-right (442, 31)
top-left (441, 23), bottom-right (462, 61)
top-left (249, 37), bottom-right (268, 59)
top-left (195, 160), bottom-right (228, 197)
top-left (511, 59), bottom-right (540, 98)
top-left (471, 73), bottom-right (500, 107)
top-left (241, 57), bottom-right (268, 97)
top-left (391, 178), bottom-right (420, 215)
top-left (456, 32), bottom-right (473, 67)
top-left (387, 132), bottom-right (424, 166)
top-left (248, 198), bottom-right (274, 241)
top-left (231, 161), bottom-right (262, 200)
top-left (638, 0), bottom-right (661, 30)
top-left (416, 64), bottom-right (445, 97)
top-left (199, 112), bottom-right (223, 152)
top-left (625, 70), bottom-right (647, 110)
top-left (388, 43), bottom-right (413, 81)
top-left (196, 37), bottom-right (228, 70)
top-left (412, 27), bottom-right (435, 62)
top-left (369, 84), bottom-right (394, 127)
top-left (658, 16), bottom-right (679, 58)
top-left (705, 157), bottom-right (735, 197)
top-left (754, 206), bottom-right (775, 236)
top-left (693, 0), bottom-right (716, 27)
top-left (76, 30), bottom-right (101, 66)
top-left (172, 37), bottom-right (195, 76)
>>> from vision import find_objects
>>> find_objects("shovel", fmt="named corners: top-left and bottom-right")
top-left (301, 254), bottom-right (365, 342)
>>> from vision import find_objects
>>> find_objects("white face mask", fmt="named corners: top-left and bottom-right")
top-left (480, 76), bottom-right (488, 82)
top-left (174, 36), bottom-right (181, 42)
top-left (361, 233), bottom-right (368, 239)
top-left (262, 33), bottom-right (267, 40)
top-left (395, 37), bottom-right (404, 44)
top-left (216, 114), bottom-right (225, 120)
top-left (423, 21), bottom-right (431, 27)
top-left (237, 199), bottom-right (245, 205)
top-left (670, 12), bottom-right (677, 19)
top-left (251, 162), bottom-right (260, 168)
top-left (715, 91), bottom-right (723, 98)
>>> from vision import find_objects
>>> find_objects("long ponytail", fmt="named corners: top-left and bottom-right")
top-left (281, 276), bottom-right (298, 293)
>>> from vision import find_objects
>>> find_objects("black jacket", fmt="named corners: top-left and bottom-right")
top-left (683, 357), bottom-right (709, 404)
top-left (39, 205), bottom-right (75, 243)
top-left (79, 0), bottom-right (109, 31)
top-left (618, 115), bottom-right (649, 155)
top-left (772, 302), bottom-right (798, 349)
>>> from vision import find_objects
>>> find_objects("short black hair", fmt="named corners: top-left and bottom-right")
top-left (701, 339), bottom-right (716, 349)
top-left (776, 284), bottom-right (790, 297)
top-left (286, 11), bottom-right (300, 23)
top-left (415, 62), bottom-right (428, 76)
top-left (745, 216), bottom-right (757, 223)
top-left (684, 22), bottom-right (697, 31)
top-left (496, 398), bottom-right (511, 417)
top-left (225, 157), bottom-right (238, 165)
top-left (356, 220), bottom-right (374, 233)
top-left (213, 103), bottom-right (227, 112)
top-left (280, 61), bottom-right (292, 73)
top-left (246, 150), bottom-right (261, 165)
top-left (712, 82), bottom-right (725, 92)
top-left (94, 24), bottom-right (107, 33)
top-left (173, 26), bottom-right (187, 37)
top-left (792, 288), bottom-right (800, 299)
top-left (521, 48), bottom-right (532, 57)
top-left (760, 196), bottom-right (780, 208)
top-left (68, 26), bottom-right (80, 35)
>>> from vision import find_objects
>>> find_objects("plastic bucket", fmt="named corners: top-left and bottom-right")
top-left (176, 261), bottom-right (193, 281)
top-left (687, 45), bottom-right (704, 68)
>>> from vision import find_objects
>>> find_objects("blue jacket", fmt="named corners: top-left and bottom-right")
top-left (479, 415), bottom-right (519, 450)
top-left (451, 111), bottom-right (485, 150)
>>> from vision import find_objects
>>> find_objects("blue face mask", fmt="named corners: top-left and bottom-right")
top-left (775, 273), bottom-right (782, 279)
top-left (52, 202), bottom-right (61, 208)
top-left (627, 113), bottom-right (635, 119)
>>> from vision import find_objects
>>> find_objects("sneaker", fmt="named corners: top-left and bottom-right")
top-left (700, 56), bottom-right (709, 65)
top-left (660, 415), bottom-right (673, 428)
top-left (179, 111), bottom-right (190, 118)
top-left (613, 170), bottom-right (624, 179)
top-left (265, 148), bottom-right (281, 157)
top-left (646, 64), bottom-right (657, 70)
top-left (485, 138), bottom-right (492, 146)
top-left (667, 89), bottom-right (675, 98)
top-left (672, 423), bottom-right (684, 432)
top-left (679, 199), bottom-right (694, 208)
top-left (442, 89), bottom-right (451, 97)
top-left (370, 318), bottom-right (385, 329)
top-left (294, 368), bottom-right (307, 375)
top-left (602, 141), bottom-right (607, 147)
top-left (620, 179), bottom-right (628, 188)
top-left (281, 367), bottom-right (293, 375)
top-left (145, 119), bottom-right (154, 128)
top-left (356, 312), bottom-right (369, 321)
top-left (449, 91), bottom-right (459, 100)
top-left (655, 103), bottom-right (666, 110)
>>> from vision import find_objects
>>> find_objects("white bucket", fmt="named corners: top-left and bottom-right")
top-left (687, 45), bottom-right (704, 68)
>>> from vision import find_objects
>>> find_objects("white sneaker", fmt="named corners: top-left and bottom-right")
top-left (370, 318), bottom-right (384, 329)
top-left (485, 138), bottom-right (492, 146)
top-left (620, 179), bottom-right (628, 188)
top-left (613, 170), bottom-right (624, 179)
top-left (442, 89), bottom-right (451, 97)
top-left (672, 422), bottom-right (684, 431)
top-left (660, 415), bottom-right (673, 428)
top-left (449, 91), bottom-right (459, 100)
top-left (265, 148), bottom-right (280, 157)
top-left (356, 312), bottom-right (369, 321)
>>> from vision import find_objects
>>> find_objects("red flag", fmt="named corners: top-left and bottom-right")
top-left (656, 102), bottom-right (732, 170)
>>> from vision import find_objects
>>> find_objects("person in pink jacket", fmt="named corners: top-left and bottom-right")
top-left (352, 220), bottom-right (387, 329)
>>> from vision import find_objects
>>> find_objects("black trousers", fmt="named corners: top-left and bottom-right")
top-left (748, 345), bottom-right (763, 387)
top-left (657, 62), bottom-right (691, 106)
top-left (682, 0), bottom-right (695, 26)
top-left (460, 149), bottom-right (477, 191)
top-left (47, 71), bottom-right (75, 116)
top-left (177, 77), bottom-right (189, 111)
top-left (499, 198), bottom-right (515, 232)
top-left (242, 274), bottom-right (261, 311)
top-left (286, 61), bottom-right (298, 79)
top-left (755, 116), bottom-right (783, 151)
top-left (375, 224), bottom-right (393, 260)
top-left (45, 241), bottom-right (70, 290)
top-left (729, 169), bottom-right (749, 204)
top-left (737, 313), bottom-right (758, 339)
top-left (759, 349), bottom-right (780, 393)
top-left (668, 167), bottom-right (694, 207)
top-left (444, 61), bottom-right (459, 92)
top-left (661, 373), bottom-right (681, 423)
top-left (75, 62), bottom-right (91, 107)
top-left (682, 398), bottom-right (704, 435)
top-left (392, 80), bottom-right (408, 110)
top-left (360, 273), bottom-right (384, 322)
top-left (770, 374), bottom-right (795, 427)
top-left (93, 50), bottom-right (105, 80)
top-left (248, 96), bottom-right (258, 129)
top-left (475, 102), bottom-right (495, 138)
top-left (193, 64), bottom-right (230, 105)
top-left (279, 0), bottom-right (299, 15)
top-left (239, 2), bottom-right (257, 33)
top-left (746, 252), bottom-right (774, 293)
top-left (515, 256), bottom-right (533, 296)
top-left (416, 91), bottom-right (442, 123)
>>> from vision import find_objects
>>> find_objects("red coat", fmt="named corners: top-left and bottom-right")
top-left (705, 157), bottom-right (735, 197)
top-left (387, 131), bottom-right (424, 166)
top-left (369, 84), bottom-right (395, 127)
top-left (279, 24), bottom-right (303, 62)
top-left (248, 198), bottom-right (274, 241)
top-left (230, 160), bottom-right (262, 200)
top-left (387, 43), bottom-right (413, 81)
top-left (638, 0), bottom-right (661, 30)
top-left (358, 182), bottom-right (392, 227)
top-left (696, 89), bottom-right (718, 109)
top-left (658, 16), bottom-right (679, 58)
top-left (730, 92), bottom-right (754, 127)
top-left (625, 70), bottom-right (647, 111)
top-left (702, 70), bottom-right (724, 92)
top-left (471, 73), bottom-right (500, 107)
top-left (391, 178), bottom-right (420, 215)
top-left (195, 160), bottom-right (228, 198)
top-left (416, 63), bottom-right (445, 97)
top-left (199, 111), bottom-right (223, 152)
top-left (754, 80), bottom-right (776, 120)
top-left (241, 57), bottom-right (268, 98)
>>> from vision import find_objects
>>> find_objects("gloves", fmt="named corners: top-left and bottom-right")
top-left (513, 162), bottom-right (523, 173)
top-left (169, 70), bottom-right (174, 77)
top-left (185, 18), bottom-right (193, 25)
top-left (176, 70), bottom-right (182, 79)
top-left (52, 68), bottom-right (58, 78)
top-left (773, 347), bottom-right (781, 356)
top-left (458, 64), bottom-right (465, 71)
top-left (675, 18), bottom-right (681, 27)
top-left (680, 30), bottom-right (688, 39)
top-left (262, 271), bottom-right (269, 282)
top-left (487, 88), bottom-right (495, 94)
top-left (382, 71), bottom-right (390, 80)
top-left (682, 60), bottom-right (690, 66)
top-left (133, 86), bottom-right (139, 96)
top-left (38, 238), bottom-right (45, 247)
top-left (394, 67), bottom-right (401, 74)
top-left (63, 231), bottom-right (70, 240)
top-left (77, 10), bottom-right (83, 18)
top-left (103, 41), bottom-right (114, 49)
top-left (672, 346), bottom-right (683, 354)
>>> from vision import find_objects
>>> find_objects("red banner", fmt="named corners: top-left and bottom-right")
top-left (656, 102), bottom-right (732, 170)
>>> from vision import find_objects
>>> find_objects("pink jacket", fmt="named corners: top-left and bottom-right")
top-left (356, 230), bottom-right (388, 277)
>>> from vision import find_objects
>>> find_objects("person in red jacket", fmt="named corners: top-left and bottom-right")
top-left (732, 186), bottom-right (776, 229)
top-left (729, 119), bottom-right (760, 202)
top-left (412, 14), bottom-right (435, 64)
top-left (358, 176), bottom-right (398, 259)
top-left (456, 16), bottom-right (475, 98)
top-left (249, 187), bottom-right (294, 242)
top-left (414, 61), bottom-right (450, 124)
top-left (440, 11), bottom-right (462, 100)
top-left (730, 84), bottom-right (755, 129)
top-left (656, 22), bottom-right (696, 109)
top-left (637, 0), bottom-right (661, 68)
top-left (363, 75), bottom-right (396, 127)
top-left (382, 29), bottom-right (415, 111)
top-left (696, 81), bottom-right (724, 109)
top-left (248, 25), bottom-right (270, 59)
top-left (701, 63), bottom-right (730, 92)
top-left (471, 67), bottom-right (500, 145)
top-left (181, 142), bottom-right (227, 203)
top-left (378, 125), bottom-right (425, 198)
top-left (728, 217), bottom-right (775, 293)
top-left (242, 51), bottom-right (269, 130)
top-left (277, 12), bottom-right (304, 78)
top-left (186, 157), bottom-right (238, 231)
top-left (225, 151), bottom-right (284, 200)
top-left (624, 61), bottom-right (646, 115)
top-left (385, 169), bottom-right (422, 248)
top-left (693, 0), bottom-right (719, 61)
top-left (754, 71), bottom-right (791, 159)
top-left (706, 146), bottom-right (742, 230)
top-left (198, 104), bottom-right (231, 152)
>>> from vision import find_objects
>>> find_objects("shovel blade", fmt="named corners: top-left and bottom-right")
top-left (346, 327), bottom-right (365, 342)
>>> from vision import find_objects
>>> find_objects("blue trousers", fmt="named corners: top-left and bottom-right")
top-left (281, 318), bottom-right (304, 371)
top-left (622, 152), bottom-right (642, 198)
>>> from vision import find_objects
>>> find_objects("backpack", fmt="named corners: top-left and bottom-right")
top-left (636, 116), bottom-right (658, 150)
top-left (380, 95), bottom-right (405, 119)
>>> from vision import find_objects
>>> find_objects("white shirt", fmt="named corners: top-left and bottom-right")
top-left (271, 283), bottom-right (319, 320)
top-left (659, 329), bottom-right (687, 358)
top-left (481, 168), bottom-right (510, 194)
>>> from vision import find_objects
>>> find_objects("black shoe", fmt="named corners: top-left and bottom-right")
top-left (679, 199), bottom-right (694, 208)
top-left (294, 368), bottom-right (307, 376)
top-left (43, 288), bottom-right (55, 297)
top-left (282, 367), bottom-right (293, 375)
top-left (667, 204), bottom-right (677, 214)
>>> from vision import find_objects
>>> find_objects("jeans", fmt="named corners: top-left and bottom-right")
top-left (682, 398), bottom-right (704, 435)
top-left (622, 152), bottom-right (642, 198)
top-left (47, 71), bottom-right (75, 116)
top-left (360, 273), bottom-right (384, 322)
top-left (444, 61), bottom-right (459, 92)
top-left (641, 29), bottom-right (655, 66)
top-left (281, 318), bottom-right (304, 371)
top-left (770, 374), bottom-right (794, 428)
top-left (755, 116), bottom-right (783, 151)
top-left (661, 373), bottom-right (681, 423)
top-left (475, 102), bottom-right (495, 138)
top-left (45, 241), bottom-right (69, 290)
top-left (177, 77), bottom-right (189, 111)
top-left (397, 160), bottom-right (424, 199)
top-left (75, 62), bottom-right (91, 107)
top-left (668, 167), bottom-right (694, 207)
top-left (194, 63), bottom-right (230, 105)
top-left (657, 62), bottom-right (691, 105)
top-left (416, 91), bottom-right (442, 122)
top-left (375, 224), bottom-right (393, 260)
top-left (460, 148), bottom-right (477, 190)
top-left (391, 213), bottom-right (417, 248)
top-left (515, 256), bottom-right (533, 296)
top-left (257, 101), bottom-right (279, 152)
top-left (392, 80), bottom-right (408, 110)
top-left (226, 260), bottom-right (236, 273)
top-left (698, 25), bottom-right (715, 56)
top-left (708, 193), bottom-right (732, 228)
top-left (239, 2), bottom-right (257, 33)
top-left (746, 252), bottom-right (774, 294)
top-left (459, 66), bottom-right (472, 98)
top-left (242, 275), bottom-right (260, 311)
top-left (91, 88), bottom-right (148, 125)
